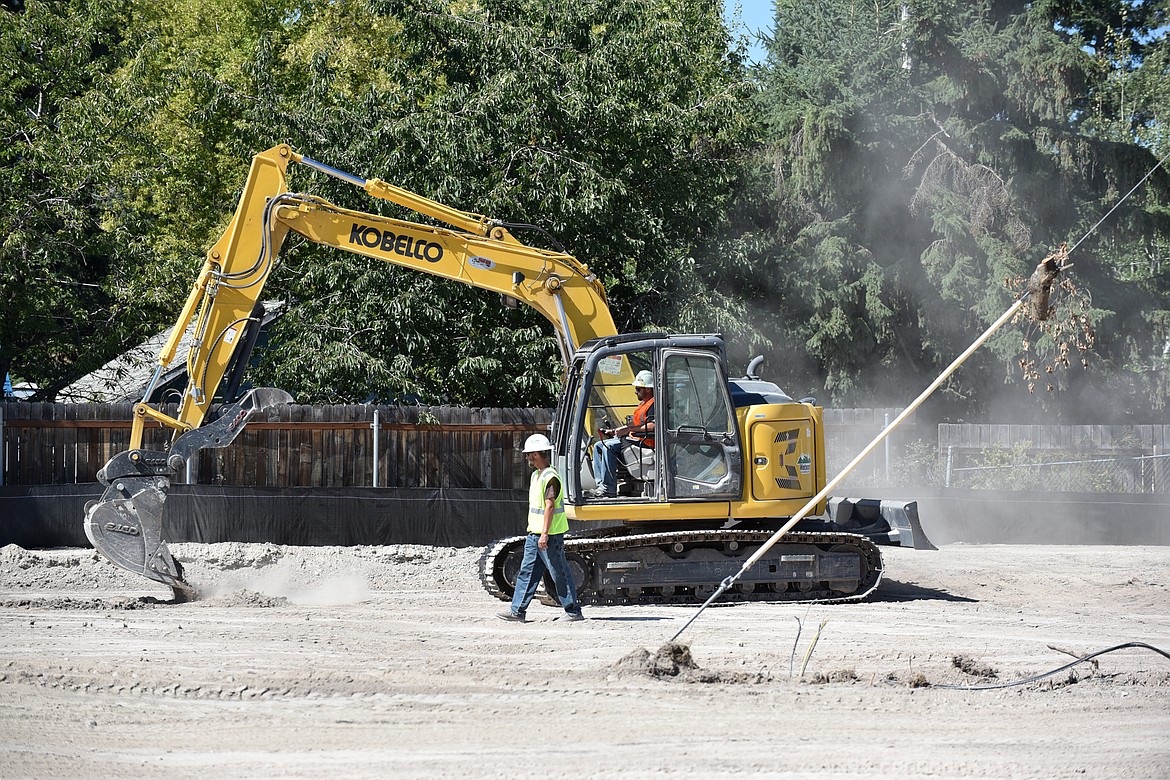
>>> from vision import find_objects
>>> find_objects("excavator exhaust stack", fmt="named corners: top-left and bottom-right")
top-left (84, 388), bottom-right (293, 600)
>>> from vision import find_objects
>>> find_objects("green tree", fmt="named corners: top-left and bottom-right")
top-left (102, 0), bottom-right (754, 405)
top-left (753, 0), bottom-right (1170, 419)
top-left (0, 0), bottom-right (164, 398)
top-left (2, 1), bottom-right (758, 409)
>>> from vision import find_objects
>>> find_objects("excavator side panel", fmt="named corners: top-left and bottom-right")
top-left (739, 402), bottom-right (827, 516)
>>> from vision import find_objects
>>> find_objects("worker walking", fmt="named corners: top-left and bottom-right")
top-left (498, 434), bottom-right (585, 623)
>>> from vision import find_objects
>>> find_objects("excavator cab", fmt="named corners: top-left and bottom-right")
top-left (479, 330), bottom-right (903, 605)
top-left (552, 333), bottom-right (743, 506)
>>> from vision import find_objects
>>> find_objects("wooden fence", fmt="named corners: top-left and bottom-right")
top-left (15, 404), bottom-right (1163, 493)
top-left (821, 407), bottom-right (918, 483)
top-left (1, 403), bottom-right (917, 490)
top-left (0, 403), bottom-right (550, 490)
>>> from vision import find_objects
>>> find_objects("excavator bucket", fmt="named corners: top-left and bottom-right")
top-left (84, 388), bottom-right (292, 600)
top-left (84, 467), bottom-right (194, 599)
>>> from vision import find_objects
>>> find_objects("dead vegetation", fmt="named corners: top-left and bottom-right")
top-left (952, 654), bottom-right (998, 679)
top-left (1007, 243), bottom-right (1097, 393)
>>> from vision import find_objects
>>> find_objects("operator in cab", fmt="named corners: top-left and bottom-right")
top-left (589, 370), bottom-right (655, 499)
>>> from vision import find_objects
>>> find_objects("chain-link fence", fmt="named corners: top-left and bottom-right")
top-left (944, 450), bottom-right (1170, 494)
top-left (825, 419), bottom-right (1170, 495)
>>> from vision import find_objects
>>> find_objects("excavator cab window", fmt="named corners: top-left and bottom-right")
top-left (661, 351), bottom-right (742, 500)
top-left (556, 345), bottom-right (659, 501)
top-left (559, 339), bottom-right (743, 504)
top-left (588, 351), bottom-right (651, 430)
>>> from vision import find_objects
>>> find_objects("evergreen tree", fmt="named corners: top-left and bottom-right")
top-left (754, 0), bottom-right (1170, 420)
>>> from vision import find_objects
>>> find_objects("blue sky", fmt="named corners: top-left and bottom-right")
top-left (723, 0), bottom-right (772, 62)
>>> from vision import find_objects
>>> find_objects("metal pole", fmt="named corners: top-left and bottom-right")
top-left (298, 155), bottom-right (368, 188)
top-left (140, 365), bottom-right (165, 404)
top-left (671, 298), bottom-right (1026, 642)
top-left (1154, 445), bottom-right (1164, 495)
top-left (372, 408), bottom-right (380, 488)
top-left (946, 445), bottom-right (953, 488)
top-left (551, 293), bottom-right (576, 365)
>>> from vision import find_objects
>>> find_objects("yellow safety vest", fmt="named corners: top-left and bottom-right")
top-left (528, 466), bottom-right (568, 535)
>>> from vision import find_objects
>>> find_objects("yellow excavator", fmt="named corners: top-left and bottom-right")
top-left (83, 145), bottom-right (931, 604)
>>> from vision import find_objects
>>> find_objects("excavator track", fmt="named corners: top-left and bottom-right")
top-left (479, 527), bottom-right (883, 607)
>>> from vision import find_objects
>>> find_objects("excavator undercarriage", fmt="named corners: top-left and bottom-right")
top-left (479, 501), bottom-right (933, 607)
top-left (480, 529), bottom-right (882, 606)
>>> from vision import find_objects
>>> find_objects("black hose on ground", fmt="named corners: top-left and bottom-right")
top-left (933, 642), bottom-right (1170, 691)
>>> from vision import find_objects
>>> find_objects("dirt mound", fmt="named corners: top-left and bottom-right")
top-left (0, 545), bottom-right (145, 591)
top-left (809, 668), bottom-right (860, 684)
top-left (170, 542), bottom-right (482, 601)
top-left (614, 642), bottom-right (778, 684)
top-left (615, 642), bottom-right (699, 678)
top-left (0, 595), bottom-right (166, 610)
top-left (197, 542), bottom-right (286, 570)
top-left (0, 542), bottom-right (484, 603)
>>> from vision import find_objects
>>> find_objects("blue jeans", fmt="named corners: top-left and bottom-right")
top-left (592, 437), bottom-right (625, 496)
top-left (510, 533), bottom-right (581, 617)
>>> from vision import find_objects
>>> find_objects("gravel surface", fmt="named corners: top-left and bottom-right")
top-left (1, 541), bottom-right (1168, 779)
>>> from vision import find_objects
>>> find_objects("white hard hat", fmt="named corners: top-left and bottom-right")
top-left (632, 370), bottom-right (654, 389)
top-left (521, 433), bottom-right (552, 453)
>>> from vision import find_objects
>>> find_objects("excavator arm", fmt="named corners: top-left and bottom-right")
top-left (84, 144), bottom-right (620, 598)
top-left (136, 145), bottom-right (618, 446)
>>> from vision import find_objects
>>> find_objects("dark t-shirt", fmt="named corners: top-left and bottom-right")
top-left (544, 476), bottom-right (561, 503)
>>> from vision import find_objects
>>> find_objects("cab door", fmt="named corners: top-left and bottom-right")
top-left (660, 350), bottom-right (743, 501)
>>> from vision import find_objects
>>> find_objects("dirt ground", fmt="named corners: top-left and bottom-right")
top-left (1, 539), bottom-right (1167, 780)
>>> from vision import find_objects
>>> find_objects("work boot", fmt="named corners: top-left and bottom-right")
top-left (497, 610), bottom-right (527, 623)
top-left (552, 611), bottom-right (585, 622)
